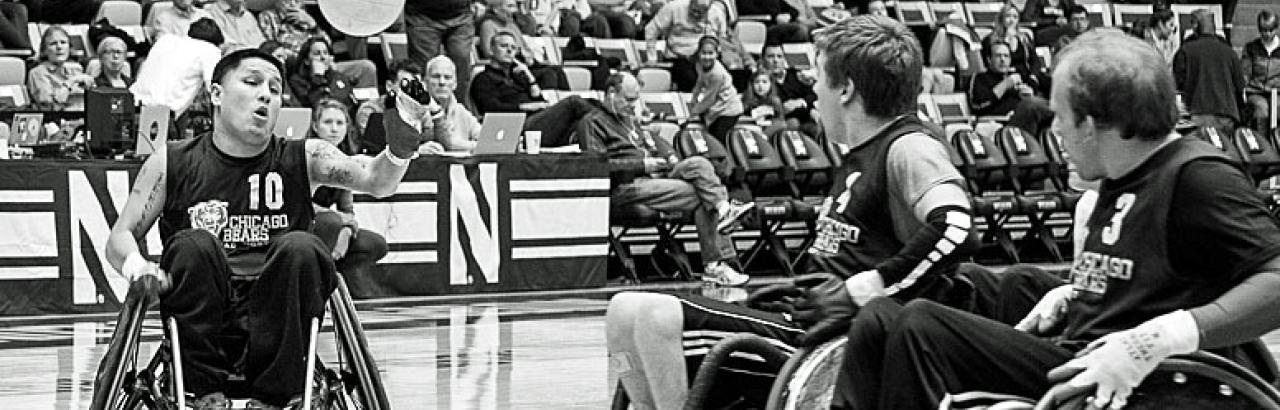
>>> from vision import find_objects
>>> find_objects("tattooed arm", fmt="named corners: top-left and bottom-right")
top-left (106, 147), bottom-right (167, 278)
top-left (306, 139), bottom-right (409, 198)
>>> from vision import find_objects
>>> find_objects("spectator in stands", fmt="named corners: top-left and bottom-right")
top-left (1174, 8), bottom-right (1245, 136)
top-left (356, 59), bottom-right (420, 136)
top-left (308, 99), bottom-right (393, 273)
top-left (865, 0), bottom-right (888, 17)
top-left (689, 36), bottom-right (743, 141)
top-left (471, 32), bottom-right (598, 146)
top-left (422, 55), bottom-right (481, 153)
top-left (970, 41), bottom-right (1054, 136)
top-left (761, 44), bottom-right (819, 136)
top-left (703, 0), bottom-right (757, 90)
top-left (205, 0), bottom-right (267, 53)
top-left (27, 26), bottom-right (93, 111)
top-left (526, 0), bottom-right (588, 37)
top-left (257, 0), bottom-right (322, 52)
top-left (477, 0), bottom-right (569, 89)
top-left (585, 0), bottom-right (639, 39)
top-left (404, 0), bottom-right (474, 107)
top-left (258, 40), bottom-right (302, 107)
top-left (1021, 0), bottom-right (1072, 46)
top-left (147, 0), bottom-right (212, 41)
top-left (289, 37), bottom-right (357, 109)
top-left (578, 71), bottom-right (754, 285)
top-left (742, 70), bottom-right (787, 135)
top-left (1243, 10), bottom-right (1280, 136)
top-left (92, 35), bottom-right (132, 88)
top-left (131, 18), bottom-right (224, 117)
top-left (0, 2), bottom-right (30, 50)
top-left (1053, 5), bottom-right (1090, 54)
top-left (982, 3), bottom-right (1046, 94)
top-left (1145, 9), bottom-right (1180, 65)
top-left (645, 0), bottom-right (727, 92)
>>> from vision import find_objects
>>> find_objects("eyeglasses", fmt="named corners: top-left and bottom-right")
top-left (495, 43), bottom-right (518, 50)
top-left (100, 49), bottom-right (126, 57)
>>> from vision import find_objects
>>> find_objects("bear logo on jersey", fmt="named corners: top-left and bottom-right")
top-left (188, 200), bottom-right (230, 238)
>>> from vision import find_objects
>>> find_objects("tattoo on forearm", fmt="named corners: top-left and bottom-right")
top-left (133, 172), bottom-right (164, 235)
top-left (326, 166), bottom-right (355, 185)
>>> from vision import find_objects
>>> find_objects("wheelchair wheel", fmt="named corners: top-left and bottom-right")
top-left (91, 277), bottom-right (178, 410)
top-left (764, 336), bottom-right (848, 410)
top-left (325, 273), bottom-right (392, 410)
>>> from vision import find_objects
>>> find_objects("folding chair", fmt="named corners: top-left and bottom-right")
top-left (737, 21), bottom-right (767, 55)
top-left (1191, 123), bottom-right (1246, 167)
top-left (96, 0), bottom-right (143, 26)
top-left (952, 127), bottom-right (1023, 262)
top-left (995, 126), bottom-right (1069, 262)
top-left (725, 124), bottom-right (807, 275)
top-left (610, 132), bottom-right (698, 282)
top-left (1234, 128), bottom-right (1280, 184)
top-left (769, 129), bottom-right (832, 271)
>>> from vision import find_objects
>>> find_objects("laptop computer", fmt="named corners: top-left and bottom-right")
top-left (135, 105), bottom-right (170, 156)
top-left (473, 113), bottom-right (527, 155)
top-left (11, 112), bottom-right (43, 146)
top-left (273, 107), bottom-right (312, 140)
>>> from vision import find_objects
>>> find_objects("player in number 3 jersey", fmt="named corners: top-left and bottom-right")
top-left (103, 49), bottom-right (433, 409)
top-left (834, 30), bottom-right (1280, 409)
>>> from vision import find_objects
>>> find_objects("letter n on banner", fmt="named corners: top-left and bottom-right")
top-left (449, 163), bottom-right (503, 286)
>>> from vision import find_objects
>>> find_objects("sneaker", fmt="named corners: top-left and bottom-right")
top-left (191, 392), bottom-right (230, 410)
top-left (716, 201), bottom-right (755, 233)
top-left (702, 261), bottom-right (750, 286)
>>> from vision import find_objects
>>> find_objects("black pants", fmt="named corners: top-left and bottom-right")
top-left (525, 95), bottom-right (598, 147)
top-left (765, 23), bottom-right (812, 45)
top-left (159, 229), bottom-right (338, 406)
top-left (670, 56), bottom-right (698, 92)
top-left (582, 10), bottom-right (637, 39)
top-left (312, 212), bottom-right (388, 273)
top-left (706, 115), bottom-right (738, 144)
top-left (835, 298), bottom-right (1074, 410)
top-left (965, 264), bottom-right (1064, 326)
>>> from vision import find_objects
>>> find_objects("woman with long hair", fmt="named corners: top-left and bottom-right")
top-left (290, 37), bottom-right (358, 108)
top-left (307, 99), bottom-right (389, 274)
top-left (689, 36), bottom-right (744, 142)
top-left (27, 25), bottom-right (93, 110)
top-left (741, 70), bottom-right (787, 135)
top-left (981, 3), bottom-right (1046, 94)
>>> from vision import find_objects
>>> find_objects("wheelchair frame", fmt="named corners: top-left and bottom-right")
top-left (90, 273), bottom-right (391, 410)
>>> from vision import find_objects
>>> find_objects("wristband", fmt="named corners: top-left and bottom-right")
top-left (382, 148), bottom-right (417, 166)
top-left (845, 269), bottom-right (887, 306)
top-left (121, 252), bottom-right (150, 281)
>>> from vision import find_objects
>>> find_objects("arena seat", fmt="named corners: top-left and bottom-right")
top-left (768, 129), bottom-right (832, 270)
top-left (638, 68), bottom-right (672, 92)
top-left (894, 1), bottom-right (936, 26)
top-left (96, 0), bottom-right (142, 26)
top-left (737, 21), bottom-right (767, 55)
top-left (563, 66), bottom-right (593, 91)
top-left (1192, 123), bottom-right (1247, 167)
top-left (725, 123), bottom-right (812, 276)
top-left (1111, 4), bottom-right (1154, 28)
top-left (966, 3), bottom-right (1004, 28)
top-left (995, 126), bottom-right (1069, 262)
top-left (378, 32), bottom-right (408, 69)
top-left (781, 43), bottom-right (816, 69)
top-left (0, 56), bottom-right (25, 86)
top-left (640, 92), bottom-right (689, 121)
top-left (1234, 127), bottom-right (1280, 183)
top-left (524, 35), bottom-right (563, 65)
top-left (1082, 3), bottom-right (1115, 27)
top-left (930, 2), bottom-right (967, 25)
top-left (593, 38), bottom-right (638, 68)
top-left (953, 127), bottom-right (1024, 262)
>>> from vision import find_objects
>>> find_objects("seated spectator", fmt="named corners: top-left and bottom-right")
top-left (760, 43), bottom-right (818, 135)
top-left (422, 55), bottom-right (481, 153)
top-left (471, 32), bottom-right (598, 147)
top-left (256, 0), bottom-right (323, 52)
top-left (1145, 9), bottom-right (1180, 65)
top-left (147, 0), bottom-right (211, 41)
top-left (1243, 10), bottom-right (1279, 136)
top-left (578, 71), bottom-right (755, 285)
top-left (704, 0), bottom-right (757, 90)
top-left (526, 0), bottom-right (589, 37)
top-left (355, 59), bottom-right (420, 135)
top-left (1053, 5), bottom-right (1090, 54)
top-left (1022, 0), bottom-right (1072, 46)
top-left (307, 99), bottom-right (392, 277)
top-left (0, 2), bottom-right (30, 50)
top-left (645, 0), bottom-right (727, 92)
top-left (742, 70), bottom-right (787, 135)
top-left (289, 37), bottom-right (357, 109)
top-left (969, 40), bottom-right (1054, 136)
top-left (1175, 9), bottom-right (1245, 136)
top-left (768, 0), bottom-right (816, 45)
top-left (131, 18), bottom-right (224, 117)
top-left (258, 40), bottom-right (302, 107)
top-left (584, 0), bottom-right (638, 39)
top-left (689, 36), bottom-right (744, 141)
top-left (92, 35), bottom-right (132, 88)
top-left (205, 0), bottom-right (267, 53)
top-left (864, 0), bottom-right (888, 17)
top-left (477, 0), bottom-right (567, 90)
top-left (982, 3), bottom-right (1047, 94)
top-left (27, 26), bottom-right (93, 111)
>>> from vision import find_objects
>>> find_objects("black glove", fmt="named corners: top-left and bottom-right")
top-left (745, 283), bottom-right (803, 313)
top-left (383, 106), bottom-right (428, 159)
top-left (792, 273), bottom-right (857, 347)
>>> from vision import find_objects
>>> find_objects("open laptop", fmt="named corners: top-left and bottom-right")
top-left (473, 113), bottom-right (527, 155)
top-left (273, 107), bottom-right (312, 140)
top-left (135, 105), bottom-right (170, 156)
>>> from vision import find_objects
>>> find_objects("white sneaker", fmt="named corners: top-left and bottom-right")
top-left (716, 201), bottom-right (755, 233)
top-left (701, 262), bottom-right (750, 286)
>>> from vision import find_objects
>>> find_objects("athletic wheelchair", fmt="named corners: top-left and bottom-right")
top-left (90, 272), bottom-right (390, 409)
top-left (615, 332), bottom-right (1280, 410)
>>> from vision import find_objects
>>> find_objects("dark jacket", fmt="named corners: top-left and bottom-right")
top-left (969, 71), bottom-right (1023, 117)
top-left (1174, 34), bottom-right (1245, 121)
top-left (470, 63), bottom-right (541, 115)
top-left (404, 0), bottom-right (470, 19)
top-left (288, 68), bottom-right (356, 109)
top-left (1020, 0), bottom-right (1073, 28)
top-left (577, 108), bottom-right (677, 184)
top-left (1242, 38), bottom-right (1280, 96)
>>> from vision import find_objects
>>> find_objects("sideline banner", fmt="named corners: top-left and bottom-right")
top-left (0, 154), bottom-right (610, 315)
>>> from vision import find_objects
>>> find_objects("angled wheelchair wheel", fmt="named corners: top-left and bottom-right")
top-left (764, 336), bottom-right (848, 410)
top-left (325, 273), bottom-right (392, 410)
top-left (91, 276), bottom-right (179, 410)
top-left (684, 333), bottom-right (792, 410)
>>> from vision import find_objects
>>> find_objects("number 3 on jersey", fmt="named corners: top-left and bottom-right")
top-left (1100, 193), bottom-right (1136, 245)
top-left (247, 172), bottom-right (284, 210)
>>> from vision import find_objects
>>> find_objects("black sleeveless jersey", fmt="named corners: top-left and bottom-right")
top-left (160, 134), bottom-right (315, 276)
top-left (806, 115), bottom-right (959, 295)
top-left (1063, 138), bottom-right (1234, 341)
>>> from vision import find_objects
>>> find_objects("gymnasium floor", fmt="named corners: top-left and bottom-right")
top-left (3, 276), bottom-right (1279, 409)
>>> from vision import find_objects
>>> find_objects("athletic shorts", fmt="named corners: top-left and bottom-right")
top-left (677, 293), bottom-right (805, 407)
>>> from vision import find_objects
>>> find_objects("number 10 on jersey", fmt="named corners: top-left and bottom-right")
top-left (247, 172), bottom-right (285, 211)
